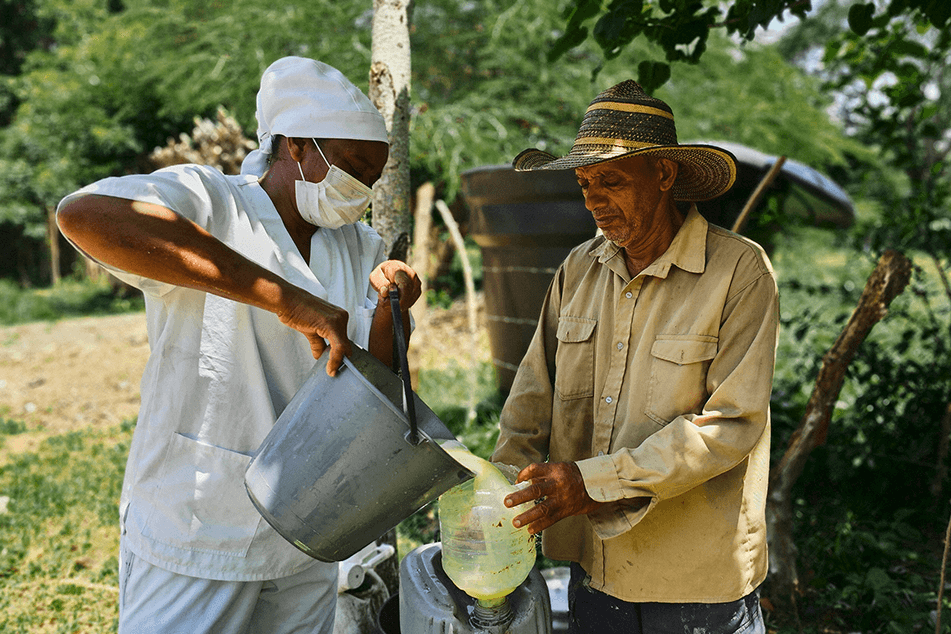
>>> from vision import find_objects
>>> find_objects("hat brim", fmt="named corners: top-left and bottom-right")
top-left (513, 144), bottom-right (737, 202)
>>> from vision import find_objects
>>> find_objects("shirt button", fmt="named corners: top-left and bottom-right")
top-left (617, 342), bottom-right (623, 350)
top-left (625, 292), bottom-right (633, 299)
top-left (605, 396), bottom-right (613, 404)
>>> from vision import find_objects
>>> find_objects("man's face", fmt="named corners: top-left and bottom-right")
top-left (574, 155), bottom-right (669, 250)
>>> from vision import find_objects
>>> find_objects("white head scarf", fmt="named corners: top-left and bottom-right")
top-left (240, 57), bottom-right (389, 177)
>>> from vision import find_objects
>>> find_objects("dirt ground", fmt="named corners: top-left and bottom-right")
top-left (0, 297), bottom-right (491, 459)
top-left (0, 313), bottom-right (150, 456)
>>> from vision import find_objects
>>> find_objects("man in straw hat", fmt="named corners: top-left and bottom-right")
top-left (493, 80), bottom-right (777, 632)
top-left (56, 56), bottom-right (420, 633)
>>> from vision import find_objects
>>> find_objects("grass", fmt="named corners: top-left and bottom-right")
top-left (0, 278), bottom-right (144, 326)
top-left (0, 362), bottom-right (506, 632)
top-left (0, 424), bottom-right (131, 633)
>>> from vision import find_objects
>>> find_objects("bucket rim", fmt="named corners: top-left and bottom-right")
top-left (341, 350), bottom-right (475, 476)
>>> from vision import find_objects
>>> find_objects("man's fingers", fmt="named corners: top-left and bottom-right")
top-left (516, 463), bottom-right (543, 484)
top-left (513, 501), bottom-right (560, 534)
top-left (513, 505), bottom-right (542, 529)
top-left (505, 461), bottom-right (601, 534)
top-left (505, 481), bottom-right (542, 508)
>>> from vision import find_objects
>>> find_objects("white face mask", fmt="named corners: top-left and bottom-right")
top-left (295, 140), bottom-right (373, 229)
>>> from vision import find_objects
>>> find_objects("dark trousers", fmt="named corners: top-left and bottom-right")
top-left (566, 563), bottom-right (765, 634)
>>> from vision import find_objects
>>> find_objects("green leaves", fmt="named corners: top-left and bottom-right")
top-left (549, 0), bottom-right (947, 90)
top-left (548, 0), bottom-right (812, 87)
top-left (549, 0), bottom-right (602, 62)
top-left (592, 0), bottom-right (644, 60)
top-left (636, 60), bottom-right (671, 94)
top-left (847, 2), bottom-right (876, 36)
top-left (815, 0), bottom-right (951, 260)
top-left (725, 0), bottom-right (808, 41)
top-left (555, 0), bottom-right (700, 85)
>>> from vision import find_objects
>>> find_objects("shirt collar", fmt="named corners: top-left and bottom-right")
top-left (589, 204), bottom-right (707, 280)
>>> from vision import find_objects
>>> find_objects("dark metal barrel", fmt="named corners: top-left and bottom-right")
top-left (461, 165), bottom-right (595, 392)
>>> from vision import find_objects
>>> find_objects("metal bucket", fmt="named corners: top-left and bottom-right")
top-left (245, 294), bottom-right (473, 562)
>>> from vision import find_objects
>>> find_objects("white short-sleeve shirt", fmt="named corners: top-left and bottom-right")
top-left (58, 164), bottom-right (386, 580)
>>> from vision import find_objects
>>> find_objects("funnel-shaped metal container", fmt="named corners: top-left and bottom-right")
top-left (245, 345), bottom-right (474, 562)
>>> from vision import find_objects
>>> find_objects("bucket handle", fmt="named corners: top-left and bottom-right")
top-left (389, 288), bottom-right (420, 445)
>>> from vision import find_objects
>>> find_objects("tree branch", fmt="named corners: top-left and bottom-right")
top-left (771, 250), bottom-right (913, 486)
top-left (766, 250), bottom-right (913, 604)
top-left (938, 505), bottom-right (951, 634)
top-left (435, 199), bottom-right (480, 422)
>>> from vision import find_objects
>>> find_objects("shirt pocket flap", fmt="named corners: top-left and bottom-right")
top-left (557, 317), bottom-right (597, 343)
top-left (651, 338), bottom-right (718, 365)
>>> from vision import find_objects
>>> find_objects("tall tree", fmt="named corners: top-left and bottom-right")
top-left (370, 0), bottom-right (413, 259)
top-left (0, 0), bottom-right (54, 126)
top-left (812, 0), bottom-right (951, 499)
top-left (764, 0), bottom-right (951, 616)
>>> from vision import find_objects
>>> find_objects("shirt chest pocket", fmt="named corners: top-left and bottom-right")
top-left (555, 316), bottom-right (597, 400)
top-left (646, 335), bottom-right (718, 425)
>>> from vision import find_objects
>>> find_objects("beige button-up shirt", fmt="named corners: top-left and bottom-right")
top-left (492, 207), bottom-right (778, 603)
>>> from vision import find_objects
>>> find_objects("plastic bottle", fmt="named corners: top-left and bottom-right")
top-left (438, 441), bottom-right (537, 606)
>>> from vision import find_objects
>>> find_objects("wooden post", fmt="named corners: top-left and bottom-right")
top-left (410, 183), bottom-right (435, 337)
top-left (47, 207), bottom-right (61, 284)
top-left (732, 157), bottom-right (786, 235)
top-left (436, 199), bottom-right (480, 421)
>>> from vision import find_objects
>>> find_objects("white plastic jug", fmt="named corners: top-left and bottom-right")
top-left (438, 442), bottom-right (536, 605)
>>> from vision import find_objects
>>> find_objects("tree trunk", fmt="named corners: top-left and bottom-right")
top-left (933, 403), bottom-right (951, 499)
top-left (369, 0), bottom-right (413, 598)
top-left (766, 249), bottom-right (912, 606)
top-left (930, 255), bottom-right (951, 499)
top-left (47, 207), bottom-right (61, 285)
top-left (369, 0), bottom-right (413, 260)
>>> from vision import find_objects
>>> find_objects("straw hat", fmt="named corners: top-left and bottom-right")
top-left (513, 80), bottom-right (737, 202)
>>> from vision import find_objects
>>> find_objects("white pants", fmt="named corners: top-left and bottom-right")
top-left (118, 539), bottom-right (337, 634)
